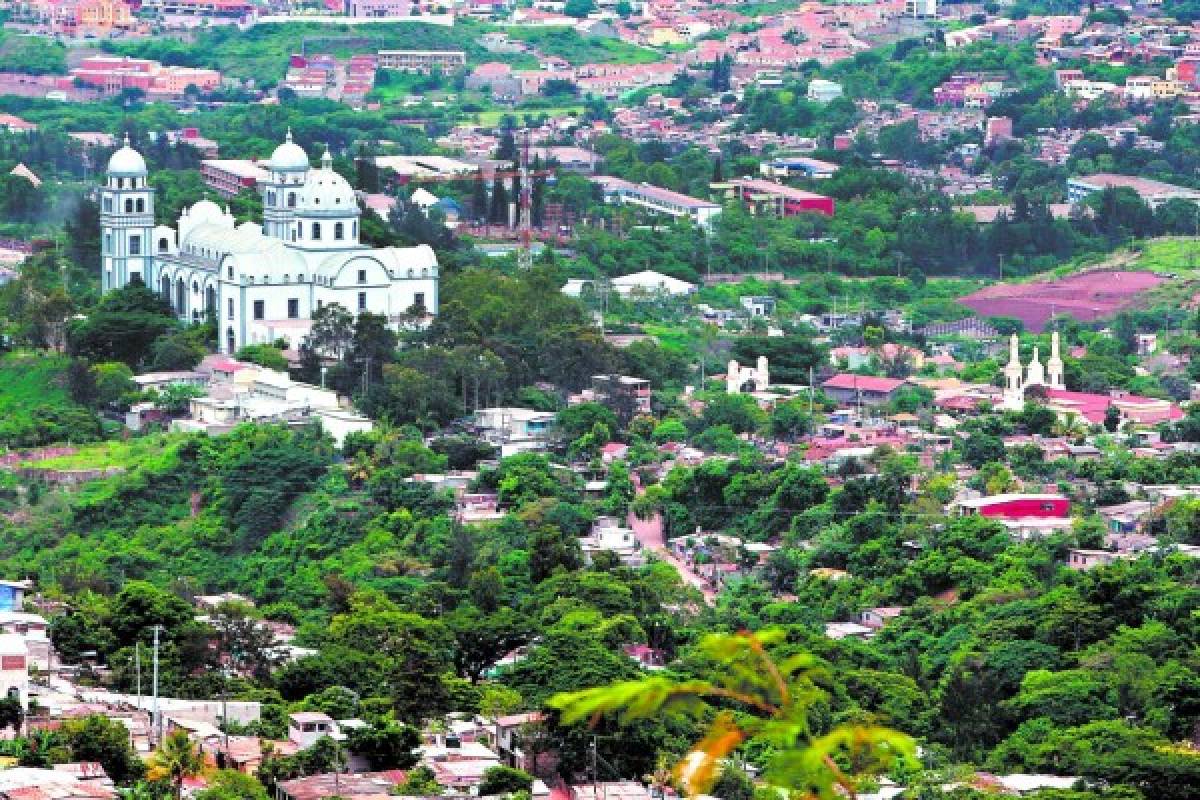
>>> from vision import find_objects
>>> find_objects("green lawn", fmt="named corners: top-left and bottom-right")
top-left (18, 435), bottom-right (170, 471)
top-left (469, 105), bottom-right (585, 125)
top-left (502, 26), bottom-right (661, 65)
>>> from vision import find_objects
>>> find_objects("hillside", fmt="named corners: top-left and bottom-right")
top-left (0, 352), bottom-right (102, 448)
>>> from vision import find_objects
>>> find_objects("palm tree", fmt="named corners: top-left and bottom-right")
top-left (148, 729), bottom-right (204, 800)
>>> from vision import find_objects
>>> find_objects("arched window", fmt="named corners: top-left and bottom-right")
top-left (283, 274), bottom-right (290, 283)
top-left (312, 222), bottom-right (321, 240)
top-left (287, 192), bottom-right (296, 208)
top-left (124, 198), bottom-right (133, 213)
top-left (334, 222), bottom-right (344, 240)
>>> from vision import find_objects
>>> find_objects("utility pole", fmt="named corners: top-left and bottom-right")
top-left (151, 624), bottom-right (161, 748)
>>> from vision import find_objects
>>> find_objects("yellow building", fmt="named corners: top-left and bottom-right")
top-left (1152, 79), bottom-right (1186, 99)
top-left (645, 25), bottom-right (684, 46)
top-left (73, 0), bottom-right (134, 34)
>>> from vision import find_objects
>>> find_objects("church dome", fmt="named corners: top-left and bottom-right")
top-left (269, 130), bottom-right (310, 173)
top-left (187, 199), bottom-right (225, 223)
top-left (295, 168), bottom-right (358, 214)
top-left (107, 135), bottom-right (147, 177)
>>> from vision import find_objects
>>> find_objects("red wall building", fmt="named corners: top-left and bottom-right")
top-left (959, 493), bottom-right (1070, 519)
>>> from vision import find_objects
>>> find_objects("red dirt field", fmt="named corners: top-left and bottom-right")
top-left (957, 270), bottom-right (1166, 332)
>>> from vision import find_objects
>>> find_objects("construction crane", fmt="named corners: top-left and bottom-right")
top-left (516, 129), bottom-right (533, 270)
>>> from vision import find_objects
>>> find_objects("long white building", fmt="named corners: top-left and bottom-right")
top-left (100, 132), bottom-right (439, 354)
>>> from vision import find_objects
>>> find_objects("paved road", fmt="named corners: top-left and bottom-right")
top-left (628, 511), bottom-right (716, 605)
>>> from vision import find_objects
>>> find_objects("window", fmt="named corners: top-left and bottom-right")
top-left (312, 223), bottom-right (321, 240)
top-left (227, 265), bottom-right (234, 279)
top-left (287, 192), bottom-right (296, 208)
top-left (117, 178), bottom-right (124, 189)
top-left (104, 233), bottom-right (111, 253)
top-left (414, 292), bottom-right (425, 310)
top-left (283, 274), bottom-right (290, 284)
top-left (227, 298), bottom-right (234, 320)
top-left (353, 221), bottom-right (358, 238)
top-left (103, 197), bottom-right (112, 212)
top-left (158, 237), bottom-right (168, 253)
top-left (136, 198), bottom-right (145, 213)
top-left (267, 191), bottom-right (276, 205)
top-left (253, 300), bottom-right (265, 320)
top-left (357, 269), bottom-right (367, 284)
top-left (124, 198), bottom-right (133, 213)
top-left (130, 271), bottom-right (140, 283)
top-left (129, 235), bottom-right (141, 256)
top-left (288, 298), bottom-right (299, 318)
top-left (357, 292), bottom-right (367, 311)
top-left (334, 222), bottom-right (344, 240)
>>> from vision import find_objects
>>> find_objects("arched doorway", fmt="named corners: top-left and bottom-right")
top-left (175, 278), bottom-right (186, 317)
top-left (160, 274), bottom-right (171, 306)
top-left (205, 285), bottom-right (216, 314)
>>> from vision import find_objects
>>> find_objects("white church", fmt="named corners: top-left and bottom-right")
top-left (1000, 331), bottom-right (1065, 410)
top-left (99, 132), bottom-right (439, 354)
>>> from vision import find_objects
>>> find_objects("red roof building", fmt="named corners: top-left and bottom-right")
top-left (821, 373), bottom-right (906, 406)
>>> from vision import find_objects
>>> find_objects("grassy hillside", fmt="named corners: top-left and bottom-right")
top-left (0, 352), bottom-right (102, 449)
top-left (0, 29), bottom-right (67, 75)
top-left (104, 19), bottom-right (656, 85)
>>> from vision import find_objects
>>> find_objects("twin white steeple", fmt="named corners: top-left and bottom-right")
top-left (1001, 331), bottom-right (1064, 409)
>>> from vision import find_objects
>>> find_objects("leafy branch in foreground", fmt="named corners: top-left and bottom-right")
top-left (549, 629), bottom-right (916, 800)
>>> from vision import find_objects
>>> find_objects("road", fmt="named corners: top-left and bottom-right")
top-left (628, 511), bottom-right (716, 605)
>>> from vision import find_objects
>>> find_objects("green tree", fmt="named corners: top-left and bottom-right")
top-left (478, 766), bottom-right (534, 795)
top-left (62, 715), bottom-right (145, 785)
top-left (550, 630), bottom-right (913, 798)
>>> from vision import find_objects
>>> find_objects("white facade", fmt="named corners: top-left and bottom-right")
top-left (0, 634), bottom-right (28, 708)
top-left (904, 0), bottom-right (936, 18)
top-left (806, 79), bottom-right (844, 104)
top-left (100, 132), bottom-right (439, 354)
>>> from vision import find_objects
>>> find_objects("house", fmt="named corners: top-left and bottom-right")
top-left (0, 634), bottom-right (29, 707)
top-left (580, 520), bottom-right (643, 566)
top-left (1067, 548), bottom-right (1131, 570)
top-left (493, 712), bottom-right (542, 771)
top-left (287, 712), bottom-right (342, 748)
top-left (807, 79), bottom-right (844, 103)
top-left (821, 374), bottom-right (906, 407)
top-left (741, 296), bottom-right (776, 317)
top-left (957, 493), bottom-right (1070, 519)
top-left (860, 606), bottom-right (904, 629)
top-left (473, 407), bottom-right (556, 455)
